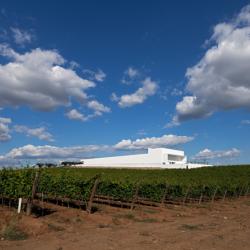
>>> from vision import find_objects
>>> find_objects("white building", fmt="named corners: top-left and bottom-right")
top-left (79, 148), bottom-right (208, 169)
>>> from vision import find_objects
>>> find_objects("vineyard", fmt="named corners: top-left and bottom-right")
top-left (0, 165), bottom-right (250, 211)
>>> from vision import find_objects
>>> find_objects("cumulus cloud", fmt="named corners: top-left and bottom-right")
top-left (69, 61), bottom-right (80, 69)
top-left (0, 45), bottom-right (110, 120)
top-left (94, 69), bottom-right (106, 82)
top-left (113, 134), bottom-right (194, 150)
top-left (1, 144), bottom-right (108, 160)
top-left (66, 109), bottom-right (88, 122)
top-left (0, 133), bottom-right (194, 164)
top-left (194, 148), bottom-right (240, 160)
top-left (87, 100), bottom-right (111, 116)
top-left (0, 45), bottom-right (96, 111)
top-left (169, 5), bottom-right (250, 125)
top-left (110, 92), bottom-right (119, 102)
top-left (0, 144), bottom-right (110, 166)
top-left (66, 101), bottom-right (110, 122)
top-left (116, 77), bottom-right (158, 108)
top-left (121, 67), bottom-right (140, 84)
top-left (11, 27), bottom-right (33, 46)
top-left (126, 67), bottom-right (139, 78)
top-left (241, 119), bottom-right (250, 125)
top-left (171, 88), bottom-right (183, 96)
top-left (14, 125), bottom-right (54, 142)
top-left (0, 117), bottom-right (11, 142)
top-left (82, 69), bottom-right (106, 82)
top-left (0, 117), bottom-right (11, 123)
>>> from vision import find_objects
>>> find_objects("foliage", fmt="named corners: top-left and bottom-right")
top-left (0, 165), bottom-right (250, 203)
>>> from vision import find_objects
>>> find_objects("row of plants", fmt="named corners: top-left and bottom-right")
top-left (0, 165), bottom-right (250, 203)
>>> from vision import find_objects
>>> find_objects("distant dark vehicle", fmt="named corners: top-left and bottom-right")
top-left (36, 163), bottom-right (57, 168)
top-left (61, 161), bottom-right (82, 167)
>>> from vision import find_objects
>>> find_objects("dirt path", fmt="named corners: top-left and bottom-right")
top-left (1, 198), bottom-right (250, 250)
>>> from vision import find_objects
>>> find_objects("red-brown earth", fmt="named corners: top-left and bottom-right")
top-left (0, 198), bottom-right (250, 250)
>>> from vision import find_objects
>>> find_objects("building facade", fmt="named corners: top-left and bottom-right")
top-left (79, 148), bottom-right (208, 169)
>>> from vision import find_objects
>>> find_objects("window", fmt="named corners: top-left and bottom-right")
top-left (168, 155), bottom-right (184, 162)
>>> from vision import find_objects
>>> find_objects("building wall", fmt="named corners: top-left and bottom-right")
top-left (80, 148), bottom-right (190, 168)
top-left (81, 152), bottom-right (166, 166)
top-left (82, 153), bottom-right (150, 166)
top-left (147, 148), bottom-right (186, 164)
top-left (75, 163), bottom-right (211, 169)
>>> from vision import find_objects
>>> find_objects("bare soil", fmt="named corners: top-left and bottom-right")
top-left (0, 198), bottom-right (250, 250)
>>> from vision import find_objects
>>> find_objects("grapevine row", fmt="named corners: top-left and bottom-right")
top-left (0, 165), bottom-right (250, 205)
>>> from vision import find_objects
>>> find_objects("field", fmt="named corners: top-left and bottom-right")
top-left (1, 165), bottom-right (250, 250)
top-left (0, 165), bottom-right (250, 206)
top-left (1, 196), bottom-right (250, 250)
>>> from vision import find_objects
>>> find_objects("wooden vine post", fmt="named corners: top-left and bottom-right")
top-left (211, 187), bottom-right (218, 203)
top-left (238, 186), bottom-right (244, 199)
top-left (233, 187), bottom-right (238, 199)
top-left (161, 183), bottom-right (168, 207)
top-left (182, 186), bottom-right (190, 205)
top-left (86, 177), bottom-right (99, 214)
top-left (222, 190), bottom-right (227, 202)
top-left (26, 170), bottom-right (40, 216)
top-left (199, 187), bottom-right (204, 205)
top-left (245, 186), bottom-right (249, 198)
top-left (130, 183), bottom-right (140, 210)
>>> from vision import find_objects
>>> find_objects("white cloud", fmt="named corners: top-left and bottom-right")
top-left (11, 27), bottom-right (33, 46)
top-left (171, 88), bottom-right (183, 96)
top-left (69, 61), bottom-right (80, 69)
top-left (241, 119), bottom-right (250, 125)
top-left (1, 144), bottom-right (108, 160)
top-left (87, 100), bottom-right (111, 116)
top-left (94, 69), bottom-right (106, 82)
top-left (0, 133), bottom-right (194, 164)
top-left (14, 125), bottom-right (54, 142)
top-left (0, 116), bottom-right (11, 142)
top-left (0, 144), bottom-right (110, 166)
top-left (66, 101), bottom-right (110, 122)
top-left (121, 67), bottom-right (140, 84)
top-left (110, 92), bottom-right (119, 102)
top-left (127, 67), bottom-right (139, 78)
top-left (170, 5), bottom-right (250, 125)
top-left (82, 69), bottom-right (106, 82)
top-left (66, 109), bottom-right (88, 122)
top-left (194, 148), bottom-right (240, 160)
top-left (0, 117), bottom-right (11, 123)
top-left (113, 134), bottom-right (194, 150)
top-left (116, 77), bottom-right (158, 108)
top-left (0, 45), bottom-right (95, 111)
top-left (164, 116), bottom-right (180, 128)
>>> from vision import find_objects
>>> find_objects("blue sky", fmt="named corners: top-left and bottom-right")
top-left (0, 0), bottom-right (250, 165)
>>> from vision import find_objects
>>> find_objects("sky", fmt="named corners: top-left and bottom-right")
top-left (0, 0), bottom-right (250, 166)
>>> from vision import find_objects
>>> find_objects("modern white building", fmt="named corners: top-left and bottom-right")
top-left (79, 148), bottom-right (208, 169)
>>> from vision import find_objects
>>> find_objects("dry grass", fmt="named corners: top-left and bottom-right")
top-left (47, 223), bottom-right (65, 232)
top-left (1, 215), bottom-right (28, 241)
